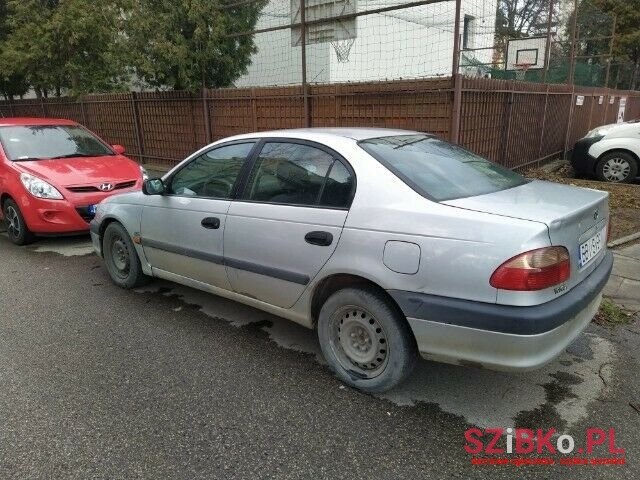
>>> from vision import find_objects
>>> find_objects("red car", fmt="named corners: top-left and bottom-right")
top-left (0, 118), bottom-right (146, 245)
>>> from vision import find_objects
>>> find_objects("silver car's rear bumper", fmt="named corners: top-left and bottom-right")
top-left (390, 250), bottom-right (612, 371)
top-left (407, 293), bottom-right (601, 371)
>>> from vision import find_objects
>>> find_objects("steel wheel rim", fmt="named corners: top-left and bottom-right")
top-left (329, 305), bottom-right (389, 379)
top-left (603, 157), bottom-right (631, 182)
top-left (5, 206), bottom-right (21, 239)
top-left (110, 236), bottom-right (131, 279)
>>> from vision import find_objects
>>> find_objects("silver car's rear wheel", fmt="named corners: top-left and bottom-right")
top-left (318, 287), bottom-right (417, 393)
top-left (330, 306), bottom-right (389, 378)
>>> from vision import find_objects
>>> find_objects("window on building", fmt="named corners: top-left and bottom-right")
top-left (463, 15), bottom-right (476, 50)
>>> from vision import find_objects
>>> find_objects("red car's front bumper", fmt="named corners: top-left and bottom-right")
top-left (17, 185), bottom-right (140, 234)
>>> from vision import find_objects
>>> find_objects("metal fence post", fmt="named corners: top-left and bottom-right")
top-left (80, 96), bottom-right (88, 126)
top-left (568, 0), bottom-right (578, 85)
top-left (537, 84), bottom-right (550, 159)
top-left (542, 0), bottom-right (554, 84)
top-left (450, 0), bottom-right (462, 144)
top-left (500, 81), bottom-right (515, 165)
top-left (300, 0), bottom-right (310, 127)
top-left (563, 85), bottom-right (576, 157)
top-left (131, 92), bottom-right (145, 164)
top-left (604, 15), bottom-right (616, 89)
top-left (202, 88), bottom-right (212, 144)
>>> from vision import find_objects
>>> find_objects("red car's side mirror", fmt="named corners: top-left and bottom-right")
top-left (112, 144), bottom-right (126, 155)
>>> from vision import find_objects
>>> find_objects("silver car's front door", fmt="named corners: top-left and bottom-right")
top-left (224, 140), bottom-right (355, 308)
top-left (140, 142), bottom-right (257, 289)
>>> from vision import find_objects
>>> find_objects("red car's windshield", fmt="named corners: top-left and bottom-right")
top-left (0, 125), bottom-right (114, 161)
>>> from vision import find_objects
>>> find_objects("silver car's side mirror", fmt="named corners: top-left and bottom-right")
top-left (143, 178), bottom-right (165, 195)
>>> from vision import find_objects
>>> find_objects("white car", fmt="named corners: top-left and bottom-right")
top-left (572, 121), bottom-right (640, 183)
top-left (91, 128), bottom-right (612, 392)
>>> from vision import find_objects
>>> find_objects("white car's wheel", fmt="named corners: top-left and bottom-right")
top-left (596, 151), bottom-right (638, 183)
top-left (318, 287), bottom-right (417, 393)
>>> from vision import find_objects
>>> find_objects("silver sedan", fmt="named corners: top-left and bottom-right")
top-left (91, 128), bottom-right (613, 393)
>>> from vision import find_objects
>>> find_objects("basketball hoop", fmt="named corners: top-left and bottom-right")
top-left (331, 38), bottom-right (355, 63)
top-left (514, 62), bottom-right (533, 81)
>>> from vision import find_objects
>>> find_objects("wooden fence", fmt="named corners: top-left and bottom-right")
top-left (0, 77), bottom-right (638, 170)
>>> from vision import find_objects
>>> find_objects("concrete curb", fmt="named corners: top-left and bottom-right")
top-left (608, 231), bottom-right (640, 248)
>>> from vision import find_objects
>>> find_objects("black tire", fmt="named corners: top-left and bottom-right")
top-left (103, 222), bottom-right (149, 289)
top-left (595, 151), bottom-right (638, 183)
top-left (3, 198), bottom-right (35, 245)
top-left (317, 287), bottom-right (417, 393)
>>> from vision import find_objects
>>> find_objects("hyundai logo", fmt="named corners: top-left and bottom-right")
top-left (99, 183), bottom-right (114, 192)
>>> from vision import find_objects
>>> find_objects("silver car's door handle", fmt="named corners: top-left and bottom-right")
top-left (201, 217), bottom-right (220, 229)
top-left (305, 231), bottom-right (333, 246)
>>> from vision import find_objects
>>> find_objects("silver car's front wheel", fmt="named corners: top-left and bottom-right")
top-left (102, 222), bottom-right (149, 289)
top-left (318, 287), bottom-right (417, 393)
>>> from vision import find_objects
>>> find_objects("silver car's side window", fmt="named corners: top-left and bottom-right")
top-left (168, 142), bottom-right (255, 199)
top-left (243, 141), bottom-right (354, 208)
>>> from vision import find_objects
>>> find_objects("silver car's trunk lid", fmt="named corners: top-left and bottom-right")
top-left (443, 180), bottom-right (609, 287)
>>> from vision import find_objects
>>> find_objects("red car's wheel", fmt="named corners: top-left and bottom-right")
top-left (3, 199), bottom-right (35, 245)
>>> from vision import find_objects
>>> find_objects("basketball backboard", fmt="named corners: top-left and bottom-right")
top-left (505, 36), bottom-right (548, 71)
top-left (291, 0), bottom-right (357, 47)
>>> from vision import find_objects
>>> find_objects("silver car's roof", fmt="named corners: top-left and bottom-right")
top-left (223, 127), bottom-right (423, 142)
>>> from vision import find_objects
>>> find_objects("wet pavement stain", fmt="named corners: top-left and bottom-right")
top-left (514, 372), bottom-right (582, 430)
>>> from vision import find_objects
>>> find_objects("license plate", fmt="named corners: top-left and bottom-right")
top-left (87, 204), bottom-right (97, 216)
top-left (578, 227), bottom-right (606, 269)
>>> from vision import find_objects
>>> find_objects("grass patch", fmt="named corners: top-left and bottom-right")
top-left (593, 298), bottom-right (634, 326)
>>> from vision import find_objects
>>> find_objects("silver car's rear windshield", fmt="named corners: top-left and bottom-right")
top-left (359, 134), bottom-right (528, 202)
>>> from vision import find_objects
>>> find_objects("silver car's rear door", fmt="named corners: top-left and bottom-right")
top-left (223, 139), bottom-right (355, 308)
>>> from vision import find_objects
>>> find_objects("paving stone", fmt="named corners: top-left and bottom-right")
top-left (616, 242), bottom-right (640, 261)
top-left (603, 274), bottom-right (624, 297)
top-left (612, 254), bottom-right (640, 281)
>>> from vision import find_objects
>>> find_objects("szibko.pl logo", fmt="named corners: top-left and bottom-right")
top-left (465, 428), bottom-right (626, 467)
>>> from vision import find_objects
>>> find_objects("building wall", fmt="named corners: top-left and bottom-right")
top-left (235, 0), bottom-right (496, 87)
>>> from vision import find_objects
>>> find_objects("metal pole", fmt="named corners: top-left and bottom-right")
top-left (542, 0), bottom-right (554, 83)
top-left (604, 15), bottom-right (616, 89)
top-left (300, 0), bottom-right (310, 128)
top-left (202, 88), bottom-right (212, 144)
top-left (80, 96), bottom-right (88, 126)
top-left (131, 92), bottom-right (145, 164)
top-left (450, 0), bottom-right (462, 144)
top-left (568, 0), bottom-right (578, 85)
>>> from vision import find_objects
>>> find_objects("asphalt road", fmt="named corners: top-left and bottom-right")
top-left (0, 233), bottom-right (638, 479)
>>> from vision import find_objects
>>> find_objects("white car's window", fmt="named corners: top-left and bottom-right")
top-left (359, 135), bottom-right (528, 201)
top-left (169, 142), bottom-right (255, 198)
top-left (245, 142), bottom-right (352, 207)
